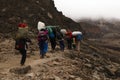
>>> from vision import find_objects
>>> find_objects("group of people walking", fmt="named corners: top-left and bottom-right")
top-left (15, 21), bottom-right (83, 66)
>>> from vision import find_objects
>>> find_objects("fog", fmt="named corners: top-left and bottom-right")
top-left (54, 0), bottom-right (120, 21)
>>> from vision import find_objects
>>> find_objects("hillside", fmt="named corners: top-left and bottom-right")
top-left (0, 38), bottom-right (120, 80)
top-left (79, 22), bottom-right (102, 38)
top-left (78, 18), bottom-right (120, 39)
top-left (0, 0), bottom-right (81, 34)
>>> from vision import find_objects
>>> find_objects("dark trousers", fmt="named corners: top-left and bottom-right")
top-left (50, 38), bottom-right (56, 50)
top-left (19, 49), bottom-right (26, 65)
top-left (67, 39), bottom-right (72, 49)
top-left (39, 41), bottom-right (47, 58)
top-left (59, 40), bottom-right (65, 51)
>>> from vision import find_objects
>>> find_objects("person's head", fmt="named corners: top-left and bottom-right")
top-left (23, 20), bottom-right (27, 23)
top-left (40, 28), bottom-right (46, 31)
top-left (67, 29), bottom-right (71, 32)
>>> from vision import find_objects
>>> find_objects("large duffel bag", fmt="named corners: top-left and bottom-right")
top-left (37, 21), bottom-right (45, 31)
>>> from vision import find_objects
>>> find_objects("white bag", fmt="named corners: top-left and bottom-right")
top-left (37, 21), bottom-right (45, 31)
top-left (60, 29), bottom-right (67, 34)
top-left (72, 31), bottom-right (82, 36)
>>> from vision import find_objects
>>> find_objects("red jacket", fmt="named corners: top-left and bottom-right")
top-left (66, 32), bottom-right (72, 39)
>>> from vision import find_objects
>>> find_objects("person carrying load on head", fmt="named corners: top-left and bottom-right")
top-left (56, 27), bottom-right (65, 51)
top-left (15, 21), bottom-right (32, 66)
top-left (72, 31), bottom-right (82, 51)
top-left (37, 21), bottom-right (48, 58)
top-left (65, 29), bottom-right (73, 50)
top-left (46, 26), bottom-right (56, 52)
top-left (37, 28), bottom-right (48, 58)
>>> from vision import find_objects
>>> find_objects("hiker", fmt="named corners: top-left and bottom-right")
top-left (15, 37), bottom-right (32, 66)
top-left (72, 31), bottom-right (82, 51)
top-left (65, 29), bottom-right (73, 50)
top-left (46, 26), bottom-right (56, 52)
top-left (15, 21), bottom-right (32, 66)
top-left (56, 28), bottom-right (65, 51)
top-left (37, 28), bottom-right (48, 58)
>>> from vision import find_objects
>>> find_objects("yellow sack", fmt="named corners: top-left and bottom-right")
top-left (15, 27), bottom-right (28, 39)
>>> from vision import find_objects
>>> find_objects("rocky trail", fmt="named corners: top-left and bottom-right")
top-left (0, 38), bottom-right (120, 80)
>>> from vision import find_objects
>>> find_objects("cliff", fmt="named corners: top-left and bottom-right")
top-left (0, 0), bottom-right (81, 33)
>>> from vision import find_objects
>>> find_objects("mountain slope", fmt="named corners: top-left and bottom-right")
top-left (79, 22), bottom-right (102, 38)
top-left (0, 0), bottom-right (81, 33)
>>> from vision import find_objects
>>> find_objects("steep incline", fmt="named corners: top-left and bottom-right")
top-left (0, 0), bottom-right (81, 33)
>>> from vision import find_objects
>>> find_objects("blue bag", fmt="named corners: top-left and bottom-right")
top-left (76, 34), bottom-right (82, 41)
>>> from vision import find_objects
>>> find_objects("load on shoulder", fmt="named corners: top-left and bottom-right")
top-left (37, 21), bottom-right (82, 38)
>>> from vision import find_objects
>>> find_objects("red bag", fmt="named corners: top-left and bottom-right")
top-left (18, 23), bottom-right (27, 28)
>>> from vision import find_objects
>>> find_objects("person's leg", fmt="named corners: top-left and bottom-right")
top-left (76, 41), bottom-right (80, 51)
top-left (39, 42), bottom-right (45, 58)
top-left (42, 41), bottom-right (48, 57)
top-left (50, 38), bottom-right (54, 50)
top-left (19, 49), bottom-right (26, 66)
top-left (52, 38), bottom-right (56, 50)
top-left (44, 41), bottom-right (48, 53)
top-left (67, 39), bottom-right (70, 49)
top-left (70, 39), bottom-right (72, 49)
top-left (68, 39), bottom-right (72, 49)
top-left (72, 37), bottom-right (76, 50)
top-left (66, 40), bottom-right (68, 49)
top-left (59, 40), bottom-right (65, 51)
top-left (50, 38), bottom-right (56, 51)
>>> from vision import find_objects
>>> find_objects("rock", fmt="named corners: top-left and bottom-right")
top-left (47, 12), bottom-right (53, 19)
top-left (75, 77), bottom-right (82, 80)
top-left (53, 61), bottom-right (60, 66)
top-left (84, 63), bottom-right (92, 68)
top-left (53, 75), bottom-right (61, 80)
top-left (84, 58), bottom-right (90, 63)
top-left (92, 71), bottom-right (101, 80)
top-left (1, 8), bottom-right (7, 12)
top-left (103, 65), bottom-right (117, 78)
top-left (9, 65), bottom-right (31, 74)
top-left (54, 58), bottom-right (62, 62)
top-left (26, 73), bottom-right (35, 77)
top-left (46, 54), bottom-right (51, 58)
top-left (0, 48), bottom-right (2, 52)
top-left (25, 73), bottom-right (35, 79)
top-left (69, 75), bottom-right (76, 79)
top-left (115, 68), bottom-right (120, 77)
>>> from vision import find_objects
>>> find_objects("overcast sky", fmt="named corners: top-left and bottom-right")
top-left (54, 0), bottom-right (120, 20)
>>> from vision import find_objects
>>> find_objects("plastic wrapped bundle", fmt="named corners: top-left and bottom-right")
top-left (72, 31), bottom-right (82, 36)
top-left (60, 29), bottom-right (67, 34)
top-left (37, 21), bottom-right (45, 31)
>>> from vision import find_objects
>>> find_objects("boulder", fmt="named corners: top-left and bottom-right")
top-left (9, 65), bottom-right (31, 74)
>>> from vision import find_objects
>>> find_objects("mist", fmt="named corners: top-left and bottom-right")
top-left (54, 0), bottom-right (120, 21)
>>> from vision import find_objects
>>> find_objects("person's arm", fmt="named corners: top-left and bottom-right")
top-left (26, 43), bottom-right (28, 49)
top-left (26, 38), bottom-right (32, 43)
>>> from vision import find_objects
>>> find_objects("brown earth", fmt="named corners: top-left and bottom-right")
top-left (0, 38), bottom-right (120, 80)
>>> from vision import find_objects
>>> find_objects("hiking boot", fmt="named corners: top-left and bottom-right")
top-left (21, 63), bottom-right (25, 66)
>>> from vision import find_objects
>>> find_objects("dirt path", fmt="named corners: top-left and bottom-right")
top-left (0, 45), bottom-right (66, 74)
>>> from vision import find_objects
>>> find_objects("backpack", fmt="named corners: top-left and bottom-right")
top-left (49, 32), bottom-right (55, 38)
top-left (16, 23), bottom-right (28, 39)
top-left (76, 34), bottom-right (82, 41)
top-left (38, 30), bottom-right (48, 41)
